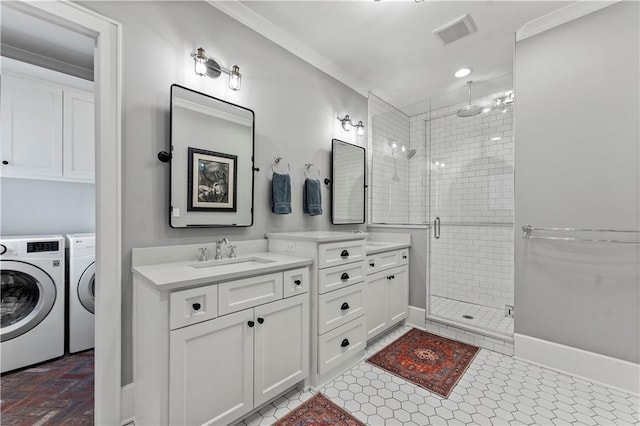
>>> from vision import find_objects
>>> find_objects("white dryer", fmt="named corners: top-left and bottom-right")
top-left (0, 235), bottom-right (65, 373)
top-left (66, 233), bottom-right (95, 353)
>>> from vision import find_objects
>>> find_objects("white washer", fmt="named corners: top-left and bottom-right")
top-left (1, 235), bottom-right (65, 373)
top-left (66, 233), bottom-right (95, 353)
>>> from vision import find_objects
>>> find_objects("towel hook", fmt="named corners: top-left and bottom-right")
top-left (304, 163), bottom-right (320, 179)
top-left (272, 156), bottom-right (290, 173)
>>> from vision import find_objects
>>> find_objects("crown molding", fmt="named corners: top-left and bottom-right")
top-left (206, 1), bottom-right (369, 98)
top-left (516, 1), bottom-right (619, 42)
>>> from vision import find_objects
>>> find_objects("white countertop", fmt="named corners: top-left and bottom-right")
top-left (266, 231), bottom-right (366, 243)
top-left (365, 241), bottom-right (411, 255)
top-left (133, 251), bottom-right (312, 291)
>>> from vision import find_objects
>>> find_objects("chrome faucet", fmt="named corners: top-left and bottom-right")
top-left (198, 247), bottom-right (209, 262)
top-left (228, 245), bottom-right (237, 258)
top-left (215, 237), bottom-right (229, 260)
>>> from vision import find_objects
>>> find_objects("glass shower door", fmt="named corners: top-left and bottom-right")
top-left (427, 99), bottom-right (515, 338)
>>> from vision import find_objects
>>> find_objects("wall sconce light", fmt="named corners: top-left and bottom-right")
top-left (337, 114), bottom-right (364, 136)
top-left (191, 47), bottom-right (242, 91)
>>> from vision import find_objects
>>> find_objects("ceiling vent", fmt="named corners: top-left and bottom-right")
top-left (433, 14), bottom-right (478, 46)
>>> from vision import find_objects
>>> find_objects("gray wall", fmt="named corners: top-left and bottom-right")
top-left (514, 2), bottom-right (639, 363)
top-left (81, 1), bottom-right (367, 384)
top-left (367, 226), bottom-right (428, 310)
top-left (0, 178), bottom-right (95, 236)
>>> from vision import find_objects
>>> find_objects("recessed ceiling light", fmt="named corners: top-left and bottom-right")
top-left (454, 67), bottom-right (472, 78)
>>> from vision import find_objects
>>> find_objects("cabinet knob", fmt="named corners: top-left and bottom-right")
top-left (341, 338), bottom-right (350, 348)
top-left (340, 250), bottom-right (349, 258)
top-left (387, 276), bottom-right (391, 280)
top-left (369, 262), bottom-right (375, 267)
top-left (257, 317), bottom-right (264, 324)
top-left (402, 255), bottom-right (407, 259)
top-left (340, 302), bottom-right (350, 311)
top-left (248, 321), bottom-right (255, 328)
top-left (392, 275), bottom-right (395, 279)
top-left (192, 303), bottom-right (201, 311)
top-left (294, 279), bottom-right (302, 285)
top-left (340, 272), bottom-right (350, 281)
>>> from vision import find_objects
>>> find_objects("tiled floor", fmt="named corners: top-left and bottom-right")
top-left (0, 351), bottom-right (94, 425)
top-left (430, 296), bottom-right (514, 336)
top-left (238, 325), bottom-right (640, 426)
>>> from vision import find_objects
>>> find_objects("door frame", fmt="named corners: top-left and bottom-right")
top-left (14, 2), bottom-right (123, 424)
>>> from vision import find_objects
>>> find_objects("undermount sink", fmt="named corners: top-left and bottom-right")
top-left (190, 256), bottom-right (275, 269)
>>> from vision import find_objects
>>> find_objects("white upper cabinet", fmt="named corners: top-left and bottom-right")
top-left (0, 60), bottom-right (94, 183)
top-left (1, 74), bottom-right (63, 178)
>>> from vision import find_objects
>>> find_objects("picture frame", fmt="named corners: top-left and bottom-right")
top-left (187, 147), bottom-right (238, 212)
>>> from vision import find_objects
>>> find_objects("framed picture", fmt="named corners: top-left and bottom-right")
top-left (187, 147), bottom-right (237, 211)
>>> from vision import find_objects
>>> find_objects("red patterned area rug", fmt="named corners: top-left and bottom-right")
top-left (274, 392), bottom-right (364, 426)
top-left (367, 328), bottom-right (479, 398)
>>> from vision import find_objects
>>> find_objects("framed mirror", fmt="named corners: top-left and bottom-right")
top-left (169, 85), bottom-right (254, 227)
top-left (331, 139), bottom-right (366, 224)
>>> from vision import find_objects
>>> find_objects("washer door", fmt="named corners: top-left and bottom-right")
top-left (0, 261), bottom-right (56, 342)
top-left (78, 262), bottom-right (95, 314)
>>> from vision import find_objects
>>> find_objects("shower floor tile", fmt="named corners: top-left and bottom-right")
top-left (237, 325), bottom-right (639, 426)
top-left (430, 296), bottom-right (514, 336)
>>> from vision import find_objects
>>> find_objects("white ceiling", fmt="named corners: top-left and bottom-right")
top-left (225, 1), bottom-right (571, 113)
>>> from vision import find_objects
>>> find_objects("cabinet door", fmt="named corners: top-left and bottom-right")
top-left (170, 309), bottom-right (254, 426)
top-left (365, 271), bottom-right (389, 340)
top-left (254, 294), bottom-right (309, 407)
top-left (1, 75), bottom-right (63, 178)
top-left (388, 266), bottom-right (409, 325)
top-left (63, 89), bottom-right (95, 181)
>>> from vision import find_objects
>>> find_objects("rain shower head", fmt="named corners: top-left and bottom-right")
top-left (457, 81), bottom-right (482, 117)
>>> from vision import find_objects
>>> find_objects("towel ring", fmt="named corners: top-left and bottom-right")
top-left (272, 156), bottom-right (290, 173)
top-left (304, 163), bottom-right (320, 179)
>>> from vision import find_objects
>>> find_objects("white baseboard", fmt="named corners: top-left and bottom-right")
top-left (407, 306), bottom-right (426, 330)
top-left (121, 383), bottom-right (135, 425)
top-left (514, 334), bottom-right (640, 396)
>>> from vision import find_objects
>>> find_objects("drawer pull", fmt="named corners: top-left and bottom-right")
top-left (2, 161), bottom-right (8, 165)
top-left (248, 321), bottom-right (255, 328)
top-left (294, 279), bottom-right (302, 285)
top-left (192, 303), bottom-right (201, 311)
top-left (341, 338), bottom-right (350, 348)
top-left (369, 262), bottom-right (375, 267)
top-left (340, 302), bottom-right (350, 311)
top-left (340, 272), bottom-right (350, 281)
top-left (340, 250), bottom-right (350, 258)
top-left (257, 317), bottom-right (264, 324)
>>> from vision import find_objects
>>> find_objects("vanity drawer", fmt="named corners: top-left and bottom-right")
top-left (317, 262), bottom-right (365, 294)
top-left (368, 249), bottom-right (408, 274)
top-left (318, 240), bottom-right (365, 269)
top-left (318, 282), bottom-right (365, 334)
top-left (218, 273), bottom-right (283, 316)
top-left (317, 316), bottom-right (366, 376)
top-left (283, 267), bottom-right (309, 298)
top-left (169, 285), bottom-right (218, 330)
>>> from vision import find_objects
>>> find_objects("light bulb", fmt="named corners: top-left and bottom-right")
top-left (341, 115), bottom-right (352, 131)
top-left (194, 48), bottom-right (207, 76)
top-left (401, 145), bottom-right (406, 152)
top-left (356, 121), bottom-right (364, 136)
top-left (229, 65), bottom-right (241, 91)
top-left (391, 141), bottom-right (397, 149)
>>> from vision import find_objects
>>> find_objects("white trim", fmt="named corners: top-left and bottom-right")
top-left (20, 2), bottom-right (123, 424)
top-left (121, 383), bottom-right (135, 425)
top-left (206, 0), bottom-right (368, 97)
top-left (406, 306), bottom-right (426, 330)
top-left (516, 1), bottom-right (619, 41)
top-left (426, 313), bottom-right (513, 343)
top-left (514, 334), bottom-right (640, 396)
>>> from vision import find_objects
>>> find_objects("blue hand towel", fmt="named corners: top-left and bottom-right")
top-left (303, 178), bottom-right (322, 216)
top-left (271, 172), bottom-right (292, 214)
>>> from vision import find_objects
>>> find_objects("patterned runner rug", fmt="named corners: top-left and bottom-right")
top-left (274, 392), bottom-right (364, 426)
top-left (367, 328), bottom-right (479, 398)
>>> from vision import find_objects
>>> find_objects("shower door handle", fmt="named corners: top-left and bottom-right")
top-left (434, 217), bottom-right (441, 239)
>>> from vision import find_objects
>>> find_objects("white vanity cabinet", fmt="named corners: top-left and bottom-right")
top-left (132, 247), bottom-right (311, 426)
top-left (169, 294), bottom-right (308, 426)
top-left (0, 59), bottom-right (94, 182)
top-left (365, 243), bottom-right (410, 342)
top-left (267, 232), bottom-right (367, 387)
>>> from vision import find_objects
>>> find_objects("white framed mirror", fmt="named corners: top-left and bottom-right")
top-left (169, 85), bottom-right (255, 227)
top-left (331, 139), bottom-right (366, 224)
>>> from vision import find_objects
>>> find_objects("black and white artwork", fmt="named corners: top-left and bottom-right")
top-left (187, 147), bottom-right (237, 211)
